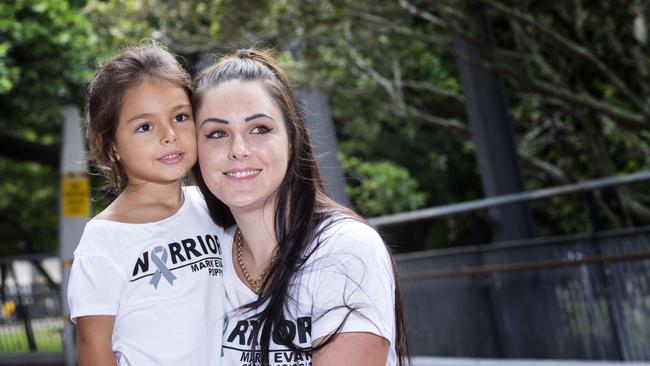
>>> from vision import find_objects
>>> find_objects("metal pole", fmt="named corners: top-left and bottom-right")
top-left (9, 264), bottom-right (37, 351)
top-left (298, 87), bottom-right (350, 206)
top-left (368, 169), bottom-right (650, 227)
top-left (59, 106), bottom-right (90, 366)
top-left (453, 11), bottom-right (533, 242)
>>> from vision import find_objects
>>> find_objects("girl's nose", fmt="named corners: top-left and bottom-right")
top-left (161, 126), bottom-right (178, 145)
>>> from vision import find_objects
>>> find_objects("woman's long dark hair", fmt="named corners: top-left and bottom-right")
top-left (192, 49), bottom-right (410, 365)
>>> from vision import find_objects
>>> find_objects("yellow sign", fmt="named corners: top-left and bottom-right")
top-left (61, 172), bottom-right (90, 217)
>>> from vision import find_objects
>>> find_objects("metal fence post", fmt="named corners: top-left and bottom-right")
top-left (9, 264), bottom-right (36, 351)
top-left (59, 106), bottom-right (90, 366)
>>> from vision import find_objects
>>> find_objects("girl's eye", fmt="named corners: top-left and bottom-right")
top-left (174, 113), bottom-right (191, 123)
top-left (136, 123), bottom-right (152, 132)
top-left (206, 130), bottom-right (227, 139)
top-left (250, 125), bottom-right (273, 135)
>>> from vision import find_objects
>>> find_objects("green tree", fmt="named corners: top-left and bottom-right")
top-left (5, 0), bottom-right (650, 254)
top-left (0, 0), bottom-right (97, 254)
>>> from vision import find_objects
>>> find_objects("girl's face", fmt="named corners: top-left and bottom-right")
top-left (113, 77), bottom-right (196, 187)
top-left (196, 80), bottom-right (290, 214)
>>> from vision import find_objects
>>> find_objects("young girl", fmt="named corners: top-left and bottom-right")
top-left (67, 42), bottom-right (226, 366)
top-left (193, 49), bottom-right (410, 366)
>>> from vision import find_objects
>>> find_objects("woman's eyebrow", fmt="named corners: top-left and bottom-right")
top-left (200, 117), bottom-right (229, 127)
top-left (245, 113), bottom-right (274, 122)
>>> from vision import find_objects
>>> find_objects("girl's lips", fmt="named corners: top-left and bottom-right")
top-left (224, 168), bottom-right (262, 180)
top-left (156, 152), bottom-right (184, 164)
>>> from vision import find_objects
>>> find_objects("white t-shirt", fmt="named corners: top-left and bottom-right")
top-left (68, 186), bottom-right (228, 366)
top-left (221, 217), bottom-right (397, 366)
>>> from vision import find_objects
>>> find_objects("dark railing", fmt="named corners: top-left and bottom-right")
top-left (367, 170), bottom-right (650, 360)
top-left (0, 258), bottom-right (62, 354)
top-left (396, 226), bottom-right (650, 360)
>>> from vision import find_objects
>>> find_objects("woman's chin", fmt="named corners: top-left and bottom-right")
top-left (221, 197), bottom-right (264, 212)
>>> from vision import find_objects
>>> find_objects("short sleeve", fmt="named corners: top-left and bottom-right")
top-left (308, 222), bottom-right (395, 343)
top-left (67, 254), bottom-right (127, 322)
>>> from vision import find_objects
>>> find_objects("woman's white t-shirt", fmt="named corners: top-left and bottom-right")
top-left (221, 217), bottom-right (397, 366)
top-left (68, 187), bottom-right (228, 366)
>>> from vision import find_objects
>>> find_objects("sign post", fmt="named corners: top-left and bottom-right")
top-left (59, 106), bottom-right (90, 366)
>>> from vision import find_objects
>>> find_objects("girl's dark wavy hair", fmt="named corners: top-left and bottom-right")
top-left (192, 48), bottom-right (410, 365)
top-left (85, 40), bottom-right (191, 195)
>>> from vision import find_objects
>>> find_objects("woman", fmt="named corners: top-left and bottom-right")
top-left (193, 49), bottom-right (409, 366)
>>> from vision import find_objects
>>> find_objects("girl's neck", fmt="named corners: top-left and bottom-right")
top-left (98, 180), bottom-right (185, 224)
top-left (232, 202), bottom-right (277, 266)
top-left (121, 180), bottom-right (184, 208)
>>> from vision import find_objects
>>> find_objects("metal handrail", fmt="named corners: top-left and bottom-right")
top-left (400, 251), bottom-right (650, 281)
top-left (368, 169), bottom-right (650, 227)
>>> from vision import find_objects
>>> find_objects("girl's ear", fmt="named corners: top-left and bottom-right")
top-left (111, 144), bottom-right (121, 161)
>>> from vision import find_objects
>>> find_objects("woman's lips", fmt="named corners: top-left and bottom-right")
top-left (224, 168), bottom-right (262, 180)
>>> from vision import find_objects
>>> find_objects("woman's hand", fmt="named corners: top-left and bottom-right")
top-left (313, 332), bottom-right (389, 366)
top-left (76, 315), bottom-right (117, 366)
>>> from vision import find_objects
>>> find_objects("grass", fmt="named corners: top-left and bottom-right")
top-left (0, 320), bottom-right (63, 352)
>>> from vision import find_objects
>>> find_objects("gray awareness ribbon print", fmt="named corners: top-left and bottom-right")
top-left (149, 245), bottom-right (177, 289)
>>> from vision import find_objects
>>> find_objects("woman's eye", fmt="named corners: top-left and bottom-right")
top-left (174, 113), bottom-right (191, 123)
top-left (250, 125), bottom-right (273, 134)
top-left (136, 123), bottom-right (152, 132)
top-left (206, 130), bottom-right (227, 139)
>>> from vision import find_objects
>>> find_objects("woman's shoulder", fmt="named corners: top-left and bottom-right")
top-left (315, 214), bottom-right (388, 258)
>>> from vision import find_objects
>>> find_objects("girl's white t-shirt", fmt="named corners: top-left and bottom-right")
top-left (68, 187), bottom-right (229, 366)
top-left (221, 217), bottom-right (397, 366)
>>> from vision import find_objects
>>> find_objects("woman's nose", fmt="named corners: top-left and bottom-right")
top-left (229, 134), bottom-right (250, 159)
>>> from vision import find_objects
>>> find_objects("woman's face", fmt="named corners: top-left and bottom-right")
top-left (196, 80), bottom-right (290, 214)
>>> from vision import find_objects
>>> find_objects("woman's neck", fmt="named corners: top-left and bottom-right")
top-left (231, 202), bottom-right (278, 267)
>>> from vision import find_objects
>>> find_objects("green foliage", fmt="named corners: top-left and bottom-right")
top-left (0, 0), bottom-right (96, 137)
top-left (4, 0), bottom-right (650, 255)
top-left (340, 153), bottom-right (427, 217)
top-left (0, 158), bottom-right (57, 255)
top-left (0, 0), bottom-right (97, 254)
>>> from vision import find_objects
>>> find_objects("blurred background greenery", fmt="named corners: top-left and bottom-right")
top-left (1, 0), bottom-right (649, 255)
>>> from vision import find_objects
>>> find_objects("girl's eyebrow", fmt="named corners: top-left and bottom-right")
top-left (125, 104), bottom-right (191, 124)
top-left (126, 113), bottom-right (154, 124)
top-left (171, 103), bottom-right (191, 112)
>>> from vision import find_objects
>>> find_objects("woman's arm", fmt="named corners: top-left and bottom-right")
top-left (313, 332), bottom-right (389, 366)
top-left (76, 315), bottom-right (117, 366)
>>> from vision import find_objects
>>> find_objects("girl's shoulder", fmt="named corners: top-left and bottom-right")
top-left (182, 185), bottom-right (209, 212)
top-left (74, 218), bottom-right (126, 258)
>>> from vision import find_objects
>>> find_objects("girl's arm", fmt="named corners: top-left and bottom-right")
top-left (76, 315), bottom-right (117, 366)
top-left (313, 332), bottom-right (389, 366)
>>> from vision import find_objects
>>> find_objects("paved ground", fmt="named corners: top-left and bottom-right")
top-left (2, 354), bottom-right (650, 365)
top-left (413, 357), bottom-right (650, 366)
